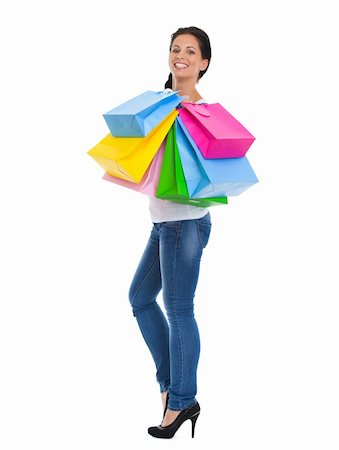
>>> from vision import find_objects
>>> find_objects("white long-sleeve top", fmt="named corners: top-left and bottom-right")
top-left (148, 97), bottom-right (209, 223)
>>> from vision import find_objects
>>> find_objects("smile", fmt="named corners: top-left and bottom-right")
top-left (174, 63), bottom-right (188, 69)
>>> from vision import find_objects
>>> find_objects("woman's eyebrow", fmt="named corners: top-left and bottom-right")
top-left (172, 45), bottom-right (197, 50)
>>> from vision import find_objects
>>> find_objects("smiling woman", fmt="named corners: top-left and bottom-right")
top-left (168, 36), bottom-right (209, 96)
top-left (165, 27), bottom-right (211, 102)
top-left (127, 26), bottom-right (213, 440)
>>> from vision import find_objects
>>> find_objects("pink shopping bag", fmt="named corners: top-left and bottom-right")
top-left (178, 102), bottom-right (255, 158)
top-left (102, 139), bottom-right (165, 196)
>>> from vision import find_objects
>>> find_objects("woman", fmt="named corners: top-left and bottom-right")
top-left (128, 26), bottom-right (212, 439)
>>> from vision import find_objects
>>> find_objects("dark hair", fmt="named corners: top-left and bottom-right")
top-left (164, 26), bottom-right (211, 89)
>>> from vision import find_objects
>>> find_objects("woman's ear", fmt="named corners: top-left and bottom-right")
top-left (200, 59), bottom-right (209, 71)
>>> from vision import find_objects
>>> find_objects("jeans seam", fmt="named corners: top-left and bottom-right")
top-left (173, 223), bottom-right (185, 405)
top-left (197, 221), bottom-right (203, 250)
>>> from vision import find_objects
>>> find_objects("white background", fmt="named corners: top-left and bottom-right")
top-left (1, 0), bottom-right (338, 449)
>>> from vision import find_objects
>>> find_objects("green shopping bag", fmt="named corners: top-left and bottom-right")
top-left (156, 123), bottom-right (228, 207)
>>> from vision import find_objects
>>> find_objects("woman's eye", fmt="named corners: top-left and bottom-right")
top-left (171, 48), bottom-right (195, 55)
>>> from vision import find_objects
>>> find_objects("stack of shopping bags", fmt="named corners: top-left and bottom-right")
top-left (87, 90), bottom-right (258, 206)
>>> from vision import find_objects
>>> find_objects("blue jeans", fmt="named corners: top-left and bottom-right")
top-left (128, 212), bottom-right (212, 411)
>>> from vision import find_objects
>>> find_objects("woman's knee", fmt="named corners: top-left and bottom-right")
top-left (128, 280), bottom-right (157, 316)
top-left (129, 286), bottom-right (158, 317)
top-left (128, 281), bottom-right (138, 308)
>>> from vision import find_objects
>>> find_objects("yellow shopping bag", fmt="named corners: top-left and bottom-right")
top-left (87, 109), bottom-right (178, 183)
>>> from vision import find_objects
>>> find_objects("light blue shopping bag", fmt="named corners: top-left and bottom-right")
top-left (176, 117), bottom-right (259, 197)
top-left (103, 90), bottom-right (185, 137)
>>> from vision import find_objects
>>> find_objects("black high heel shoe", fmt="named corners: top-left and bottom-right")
top-left (148, 401), bottom-right (200, 439)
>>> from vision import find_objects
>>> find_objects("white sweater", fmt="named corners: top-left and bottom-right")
top-left (149, 97), bottom-right (209, 223)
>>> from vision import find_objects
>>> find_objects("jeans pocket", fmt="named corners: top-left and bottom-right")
top-left (197, 220), bottom-right (211, 249)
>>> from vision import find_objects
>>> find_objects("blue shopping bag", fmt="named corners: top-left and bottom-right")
top-left (103, 90), bottom-right (185, 137)
top-left (176, 117), bottom-right (259, 197)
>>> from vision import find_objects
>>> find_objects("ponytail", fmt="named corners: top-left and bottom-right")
top-left (164, 73), bottom-right (172, 89)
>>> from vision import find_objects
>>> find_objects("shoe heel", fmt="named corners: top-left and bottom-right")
top-left (190, 412), bottom-right (200, 438)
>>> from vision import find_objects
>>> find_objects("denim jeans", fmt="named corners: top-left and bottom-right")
top-left (128, 212), bottom-right (212, 411)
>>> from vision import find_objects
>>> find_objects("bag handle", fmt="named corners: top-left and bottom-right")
top-left (156, 89), bottom-right (181, 95)
top-left (157, 89), bottom-right (172, 95)
top-left (182, 102), bottom-right (211, 117)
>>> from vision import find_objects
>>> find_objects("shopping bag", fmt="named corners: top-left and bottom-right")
top-left (178, 102), bottom-right (255, 158)
top-left (87, 109), bottom-right (178, 183)
top-left (102, 139), bottom-right (166, 196)
top-left (156, 123), bottom-right (228, 207)
top-left (103, 90), bottom-right (185, 137)
top-left (176, 117), bottom-right (258, 197)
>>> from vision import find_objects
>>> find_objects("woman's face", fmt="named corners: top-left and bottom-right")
top-left (168, 34), bottom-right (209, 83)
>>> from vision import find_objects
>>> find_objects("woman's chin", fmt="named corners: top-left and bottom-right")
top-left (172, 71), bottom-right (193, 81)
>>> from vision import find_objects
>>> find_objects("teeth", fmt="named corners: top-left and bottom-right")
top-left (175, 63), bottom-right (188, 69)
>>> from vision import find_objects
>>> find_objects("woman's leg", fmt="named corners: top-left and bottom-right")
top-left (128, 224), bottom-right (170, 393)
top-left (159, 214), bottom-right (212, 411)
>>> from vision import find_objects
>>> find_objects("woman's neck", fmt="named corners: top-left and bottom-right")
top-left (172, 79), bottom-right (202, 103)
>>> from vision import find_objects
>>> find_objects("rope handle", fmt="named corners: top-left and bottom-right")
top-left (182, 102), bottom-right (211, 117)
